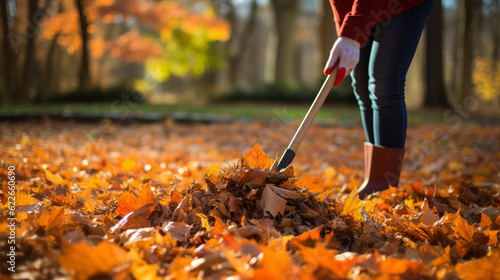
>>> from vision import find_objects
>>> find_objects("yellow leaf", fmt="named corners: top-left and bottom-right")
top-left (341, 187), bottom-right (364, 222)
top-left (244, 144), bottom-right (273, 170)
top-left (448, 161), bottom-right (465, 172)
top-left (197, 213), bottom-right (211, 231)
top-left (131, 262), bottom-right (162, 280)
top-left (17, 191), bottom-right (37, 206)
top-left (122, 159), bottom-right (137, 172)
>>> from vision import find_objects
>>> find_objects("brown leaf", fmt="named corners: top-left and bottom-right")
top-left (259, 184), bottom-right (287, 217)
top-left (162, 221), bottom-right (192, 242)
top-left (420, 198), bottom-right (440, 227)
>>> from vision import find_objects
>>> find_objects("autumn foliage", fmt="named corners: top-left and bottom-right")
top-left (1, 121), bottom-right (499, 279)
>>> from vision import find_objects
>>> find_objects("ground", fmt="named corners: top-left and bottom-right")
top-left (0, 118), bottom-right (499, 279)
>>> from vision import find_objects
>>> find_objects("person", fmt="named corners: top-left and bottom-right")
top-left (324, 0), bottom-right (437, 198)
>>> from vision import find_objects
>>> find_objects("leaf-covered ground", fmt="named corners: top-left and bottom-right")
top-left (1, 119), bottom-right (499, 280)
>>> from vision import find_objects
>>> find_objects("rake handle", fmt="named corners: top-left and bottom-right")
top-left (273, 67), bottom-right (337, 171)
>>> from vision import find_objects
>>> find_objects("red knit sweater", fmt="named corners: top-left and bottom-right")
top-left (329, 0), bottom-right (427, 46)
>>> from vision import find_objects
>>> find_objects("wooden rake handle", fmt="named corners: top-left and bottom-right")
top-left (272, 67), bottom-right (338, 171)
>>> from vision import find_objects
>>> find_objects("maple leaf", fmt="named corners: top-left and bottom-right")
top-left (341, 187), bottom-right (364, 222)
top-left (57, 241), bottom-right (129, 280)
top-left (17, 191), bottom-right (37, 206)
top-left (39, 206), bottom-right (65, 233)
top-left (116, 191), bottom-right (139, 217)
top-left (244, 144), bottom-right (273, 170)
top-left (454, 215), bottom-right (476, 257)
top-left (420, 198), bottom-right (440, 227)
top-left (116, 186), bottom-right (156, 216)
top-left (479, 212), bottom-right (493, 229)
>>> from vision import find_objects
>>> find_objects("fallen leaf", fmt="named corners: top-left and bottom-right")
top-left (43, 169), bottom-right (65, 185)
top-left (162, 221), bottom-right (192, 242)
top-left (57, 241), bottom-right (129, 280)
top-left (420, 198), bottom-right (440, 227)
top-left (259, 184), bottom-right (287, 217)
top-left (341, 187), bottom-right (364, 222)
top-left (244, 144), bottom-right (273, 170)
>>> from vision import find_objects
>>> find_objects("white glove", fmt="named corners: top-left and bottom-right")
top-left (323, 36), bottom-right (361, 86)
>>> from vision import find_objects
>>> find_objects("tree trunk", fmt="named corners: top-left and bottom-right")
top-left (227, 0), bottom-right (258, 86)
top-left (455, 0), bottom-right (475, 104)
top-left (319, 0), bottom-right (335, 80)
top-left (271, 0), bottom-right (298, 85)
top-left (0, 0), bottom-right (14, 104)
top-left (424, 0), bottom-right (449, 108)
top-left (76, 0), bottom-right (91, 87)
top-left (17, 0), bottom-right (40, 104)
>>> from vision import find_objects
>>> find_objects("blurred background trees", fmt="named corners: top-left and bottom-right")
top-left (0, 0), bottom-right (499, 115)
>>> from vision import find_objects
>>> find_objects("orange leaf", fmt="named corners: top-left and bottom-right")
top-left (138, 185), bottom-right (156, 214)
top-left (455, 250), bottom-right (500, 280)
top-left (378, 257), bottom-right (422, 274)
top-left (479, 212), bottom-right (493, 229)
top-left (454, 215), bottom-right (476, 257)
top-left (39, 206), bottom-right (65, 232)
top-left (116, 191), bottom-right (139, 217)
top-left (121, 158), bottom-right (137, 172)
top-left (253, 243), bottom-right (298, 280)
top-left (243, 144), bottom-right (273, 170)
top-left (296, 175), bottom-right (324, 193)
top-left (57, 241), bottom-right (129, 280)
top-left (17, 191), bottom-right (37, 206)
top-left (43, 169), bottom-right (65, 185)
top-left (211, 216), bottom-right (227, 235)
top-left (292, 225), bottom-right (324, 244)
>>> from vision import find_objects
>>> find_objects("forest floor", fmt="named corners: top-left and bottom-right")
top-left (1, 119), bottom-right (499, 279)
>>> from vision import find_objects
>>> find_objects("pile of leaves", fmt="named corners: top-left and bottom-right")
top-left (1, 121), bottom-right (499, 280)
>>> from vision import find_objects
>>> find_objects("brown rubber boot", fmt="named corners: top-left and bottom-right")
top-left (358, 143), bottom-right (405, 199)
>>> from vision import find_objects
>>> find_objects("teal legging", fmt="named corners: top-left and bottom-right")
top-left (351, 0), bottom-right (436, 149)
